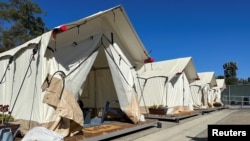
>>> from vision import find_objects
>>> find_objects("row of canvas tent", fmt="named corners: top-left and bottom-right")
top-left (136, 57), bottom-right (226, 115)
top-left (0, 5), bottom-right (225, 139)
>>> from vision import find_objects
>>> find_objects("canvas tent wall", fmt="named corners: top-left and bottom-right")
top-left (190, 72), bottom-right (217, 109)
top-left (136, 57), bottom-right (199, 114)
top-left (0, 5), bottom-right (150, 137)
top-left (211, 79), bottom-right (226, 106)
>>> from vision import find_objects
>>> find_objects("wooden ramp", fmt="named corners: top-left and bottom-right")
top-left (64, 119), bottom-right (159, 141)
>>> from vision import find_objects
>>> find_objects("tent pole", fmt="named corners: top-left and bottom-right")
top-left (141, 79), bottom-right (148, 113)
top-left (0, 56), bottom-right (13, 84)
top-left (94, 70), bottom-right (98, 115)
top-left (183, 74), bottom-right (185, 106)
top-left (7, 44), bottom-right (39, 122)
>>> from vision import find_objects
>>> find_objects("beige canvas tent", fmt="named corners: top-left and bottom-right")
top-left (0, 5), bottom-right (151, 137)
top-left (211, 79), bottom-right (226, 107)
top-left (136, 57), bottom-right (199, 114)
top-left (190, 72), bottom-right (217, 109)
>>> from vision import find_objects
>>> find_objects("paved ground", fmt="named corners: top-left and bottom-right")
top-left (106, 108), bottom-right (250, 141)
top-left (193, 108), bottom-right (250, 141)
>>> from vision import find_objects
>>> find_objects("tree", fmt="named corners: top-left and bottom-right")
top-left (223, 62), bottom-right (238, 85)
top-left (0, 0), bottom-right (48, 52)
top-left (238, 78), bottom-right (249, 85)
top-left (223, 62), bottom-right (238, 78)
top-left (216, 75), bottom-right (225, 79)
top-left (225, 77), bottom-right (238, 85)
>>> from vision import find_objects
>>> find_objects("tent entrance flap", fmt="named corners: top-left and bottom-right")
top-left (75, 36), bottom-right (140, 123)
top-left (79, 46), bottom-right (118, 109)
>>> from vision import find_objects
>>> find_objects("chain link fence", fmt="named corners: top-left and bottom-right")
top-left (221, 85), bottom-right (250, 109)
top-left (222, 95), bottom-right (250, 109)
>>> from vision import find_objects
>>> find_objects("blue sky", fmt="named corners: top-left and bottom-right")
top-left (34, 0), bottom-right (250, 79)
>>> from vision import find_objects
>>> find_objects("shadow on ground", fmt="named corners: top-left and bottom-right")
top-left (186, 136), bottom-right (207, 141)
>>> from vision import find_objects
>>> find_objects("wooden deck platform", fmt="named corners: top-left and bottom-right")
top-left (144, 111), bottom-right (201, 123)
top-left (64, 119), bottom-right (159, 141)
top-left (194, 107), bottom-right (219, 115)
top-left (15, 119), bottom-right (159, 141)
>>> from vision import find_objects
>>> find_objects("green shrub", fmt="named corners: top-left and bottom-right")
top-left (0, 114), bottom-right (14, 124)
